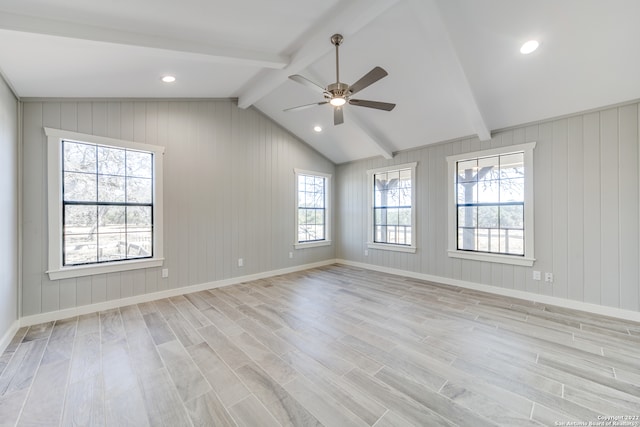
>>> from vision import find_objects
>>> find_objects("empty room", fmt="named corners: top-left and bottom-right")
top-left (1, 0), bottom-right (640, 426)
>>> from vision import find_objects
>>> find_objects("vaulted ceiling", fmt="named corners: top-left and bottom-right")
top-left (1, 0), bottom-right (639, 163)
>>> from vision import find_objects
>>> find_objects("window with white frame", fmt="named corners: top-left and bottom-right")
top-left (367, 162), bottom-right (417, 253)
top-left (45, 128), bottom-right (165, 280)
top-left (446, 142), bottom-right (536, 266)
top-left (294, 169), bottom-right (331, 248)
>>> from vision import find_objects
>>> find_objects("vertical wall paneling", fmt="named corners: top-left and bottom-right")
top-left (106, 273), bottom-right (120, 301)
top-left (618, 104), bottom-right (639, 311)
top-left (600, 108), bottom-right (620, 308)
top-left (336, 102), bottom-right (640, 313)
top-left (582, 112), bottom-right (602, 305)
top-left (21, 100), bottom-right (334, 316)
top-left (567, 116), bottom-right (585, 302)
top-left (22, 103), bottom-right (43, 316)
top-left (551, 120), bottom-right (568, 299)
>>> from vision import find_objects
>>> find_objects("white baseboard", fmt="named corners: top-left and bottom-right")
top-left (19, 259), bottom-right (336, 327)
top-left (336, 259), bottom-right (640, 324)
top-left (0, 320), bottom-right (20, 355)
top-left (16, 258), bottom-right (640, 329)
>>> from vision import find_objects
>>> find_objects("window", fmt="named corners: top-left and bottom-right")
top-left (46, 128), bottom-right (165, 280)
top-left (446, 142), bottom-right (536, 266)
top-left (294, 169), bottom-right (331, 248)
top-left (367, 162), bottom-right (417, 253)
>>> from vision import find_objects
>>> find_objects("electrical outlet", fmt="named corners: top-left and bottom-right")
top-left (238, 258), bottom-right (244, 267)
top-left (545, 272), bottom-right (553, 283)
top-left (162, 268), bottom-right (169, 278)
top-left (288, 252), bottom-right (293, 259)
top-left (364, 250), bottom-right (369, 256)
top-left (532, 270), bottom-right (541, 281)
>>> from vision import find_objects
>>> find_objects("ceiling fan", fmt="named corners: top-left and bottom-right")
top-left (285, 34), bottom-right (396, 125)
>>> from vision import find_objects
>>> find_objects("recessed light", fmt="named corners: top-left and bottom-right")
top-left (520, 40), bottom-right (539, 54)
top-left (161, 75), bottom-right (176, 83)
top-left (313, 125), bottom-right (322, 132)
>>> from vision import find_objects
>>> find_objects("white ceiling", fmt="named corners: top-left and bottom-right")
top-left (1, 0), bottom-right (640, 164)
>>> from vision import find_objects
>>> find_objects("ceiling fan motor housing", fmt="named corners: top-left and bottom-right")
top-left (326, 82), bottom-right (350, 100)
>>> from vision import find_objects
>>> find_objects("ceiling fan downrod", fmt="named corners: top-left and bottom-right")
top-left (331, 34), bottom-right (343, 84)
top-left (328, 34), bottom-right (349, 104)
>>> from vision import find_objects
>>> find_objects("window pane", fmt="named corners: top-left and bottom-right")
top-left (457, 183), bottom-right (477, 204)
top-left (457, 206), bottom-right (476, 227)
top-left (64, 172), bottom-right (97, 202)
top-left (399, 169), bottom-right (411, 182)
top-left (65, 205), bottom-right (97, 235)
top-left (476, 228), bottom-right (491, 252)
top-left (500, 178), bottom-right (524, 202)
top-left (477, 205), bottom-right (499, 228)
top-left (128, 206), bottom-right (152, 228)
top-left (63, 141), bottom-right (96, 173)
top-left (499, 153), bottom-right (524, 178)
top-left (500, 205), bottom-right (524, 229)
top-left (457, 160), bottom-right (478, 183)
top-left (98, 232), bottom-right (126, 262)
top-left (98, 175), bottom-right (125, 203)
top-left (398, 208), bottom-right (411, 226)
top-left (126, 177), bottom-right (152, 203)
top-left (126, 232), bottom-right (153, 257)
top-left (387, 208), bottom-right (399, 226)
top-left (500, 229), bottom-right (524, 255)
top-left (97, 146), bottom-right (125, 176)
top-left (64, 233), bottom-right (97, 265)
top-left (458, 227), bottom-right (476, 251)
top-left (126, 151), bottom-right (153, 178)
top-left (477, 156), bottom-right (499, 181)
top-left (477, 180), bottom-right (500, 203)
top-left (98, 206), bottom-right (126, 230)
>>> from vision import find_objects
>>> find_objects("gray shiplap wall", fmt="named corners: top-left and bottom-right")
top-left (336, 102), bottom-right (640, 312)
top-left (22, 100), bottom-right (334, 316)
top-left (0, 77), bottom-right (18, 336)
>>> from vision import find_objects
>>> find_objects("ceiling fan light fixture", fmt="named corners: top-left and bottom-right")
top-left (520, 40), bottom-right (539, 54)
top-left (330, 97), bottom-right (346, 107)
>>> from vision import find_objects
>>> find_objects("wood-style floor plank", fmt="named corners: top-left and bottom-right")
top-left (1, 264), bottom-right (639, 426)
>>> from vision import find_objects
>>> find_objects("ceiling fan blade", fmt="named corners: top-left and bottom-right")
top-left (349, 99), bottom-right (396, 111)
top-left (284, 101), bottom-right (328, 112)
top-left (349, 66), bottom-right (388, 96)
top-left (289, 75), bottom-right (326, 94)
top-left (334, 106), bottom-right (344, 125)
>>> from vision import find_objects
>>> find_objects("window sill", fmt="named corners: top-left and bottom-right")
top-left (47, 258), bottom-right (164, 280)
top-left (295, 240), bottom-right (332, 249)
top-left (367, 242), bottom-right (417, 254)
top-left (447, 250), bottom-right (535, 267)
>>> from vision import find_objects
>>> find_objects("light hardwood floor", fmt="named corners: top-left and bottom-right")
top-left (1, 264), bottom-right (640, 426)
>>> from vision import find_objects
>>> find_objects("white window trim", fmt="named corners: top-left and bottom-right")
top-left (446, 142), bottom-right (536, 267)
top-left (367, 162), bottom-right (417, 254)
top-left (294, 168), bottom-right (332, 249)
top-left (45, 127), bottom-right (165, 280)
